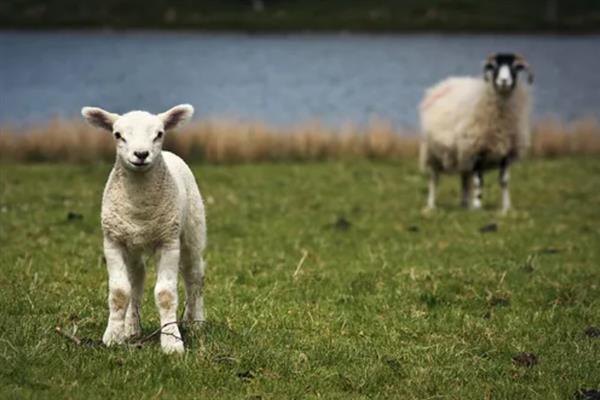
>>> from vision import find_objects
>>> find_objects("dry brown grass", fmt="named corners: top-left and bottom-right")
top-left (1, 117), bottom-right (599, 164)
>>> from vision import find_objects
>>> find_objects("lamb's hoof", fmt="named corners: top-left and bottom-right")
top-left (103, 326), bottom-right (127, 346)
top-left (421, 206), bottom-right (435, 216)
top-left (161, 336), bottom-right (185, 354)
top-left (124, 322), bottom-right (141, 339)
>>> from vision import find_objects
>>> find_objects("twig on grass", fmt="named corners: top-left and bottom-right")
top-left (54, 320), bottom-right (206, 349)
top-left (55, 326), bottom-right (82, 346)
top-left (293, 249), bottom-right (309, 278)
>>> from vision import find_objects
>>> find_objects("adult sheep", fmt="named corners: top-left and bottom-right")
top-left (419, 53), bottom-right (534, 213)
top-left (82, 104), bottom-right (206, 354)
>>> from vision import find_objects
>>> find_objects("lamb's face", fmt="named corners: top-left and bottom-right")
top-left (483, 53), bottom-right (534, 95)
top-left (81, 105), bottom-right (194, 172)
top-left (111, 111), bottom-right (165, 171)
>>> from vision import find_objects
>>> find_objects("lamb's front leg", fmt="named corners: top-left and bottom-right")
top-left (103, 238), bottom-right (131, 346)
top-left (155, 241), bottom-right (184, 354)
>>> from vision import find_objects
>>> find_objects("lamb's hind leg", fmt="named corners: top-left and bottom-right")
top-left (180, 246), bottom-right (205, 324)
top-left (124, 253), bottom-right (145, 338)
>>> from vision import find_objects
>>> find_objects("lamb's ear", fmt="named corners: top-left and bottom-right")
top-left (81, 107), bottom-right (120, 131)
top-left (158, 104), bottom-right (194, 131)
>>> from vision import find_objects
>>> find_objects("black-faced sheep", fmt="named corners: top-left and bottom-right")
top-left (419, 53), bottom-right (534, 213)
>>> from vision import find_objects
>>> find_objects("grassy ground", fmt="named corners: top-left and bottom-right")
top-left (0, 158), bottom-right (599, 399)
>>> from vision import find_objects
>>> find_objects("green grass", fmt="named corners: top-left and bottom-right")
top-left (0, 158), bottom-right (599, 399)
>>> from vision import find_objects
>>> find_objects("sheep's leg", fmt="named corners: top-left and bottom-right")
top-left (425, 169), bottom-right (438, 210)
top-left (181, 248), bottom-right (205, 324)
top-left (102, 238), bottom-right (131, 346)
top-left (472, 170), bottom-right (484, 209)
top-left (124, 253), bottom-right (145, 338)
top-left (155, 241), bottom-right (184, 354)
top-left (499, 162), bottom-right (511, 214)
top-left (460, 172), bottom-right (473, 208)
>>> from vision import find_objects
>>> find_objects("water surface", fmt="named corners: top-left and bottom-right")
top-left (2, 32), bottom-right (599, 129)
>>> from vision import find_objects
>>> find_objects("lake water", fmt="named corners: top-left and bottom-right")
top-left (2, 31), bottom-right (600, 129)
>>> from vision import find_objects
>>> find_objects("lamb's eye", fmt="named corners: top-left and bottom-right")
top-left (155, 131), bottom-right (164, 141)
top-left (114, 132), bottom-right (122, 140)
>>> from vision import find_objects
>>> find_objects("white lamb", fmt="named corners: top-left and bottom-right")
top-left (81, 104), bottom-right (206, 354)
top-left (419, 53), bottom-right (534, 213)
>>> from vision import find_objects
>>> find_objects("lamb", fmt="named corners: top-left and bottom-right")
top-left (419, 53), bottom-right (534, 213)
top-left (81, 104), bottom-right (206, 354)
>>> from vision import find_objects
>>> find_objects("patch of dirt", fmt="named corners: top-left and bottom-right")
top-left (332, 216), bottom-right (352, 231)
top-left (575, 389), bottom-right (600, 400)
top-left (67, 211), bottom-right (83, 221)
top-left (539, 247), bottom-right (561, 255)
top-left (237, 370), bottom-right (255, 382)
top-left (512, 352), bottom-right (538, 368)
top-left (584, 326), bottom-right (600, 338)
top-left (479, 223), bottom-right (498, 233)
top-left (488, 296), bottom-right (510, 307)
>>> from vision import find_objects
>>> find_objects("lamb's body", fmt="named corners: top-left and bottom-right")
top-left (82, 104), bottom-right (205, 354)
top-left (102, 151), bottom-right (206, 253)
top-left (419, 64), bottom-right (532, 213)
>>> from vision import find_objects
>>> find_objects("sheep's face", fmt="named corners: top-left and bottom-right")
top-left (81, 105), bottom-right (194, 172)
top-left (483, 53), bottom-right (534, 95)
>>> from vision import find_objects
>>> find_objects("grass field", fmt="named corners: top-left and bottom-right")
top-left (1, 158), bottom-right (599, 399)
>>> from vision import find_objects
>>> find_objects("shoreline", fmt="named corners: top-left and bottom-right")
top-left (1, 117), bottom-right (599, 163)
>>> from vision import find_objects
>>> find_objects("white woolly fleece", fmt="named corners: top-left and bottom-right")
top-left (419, 76), bottom-right (531, 172)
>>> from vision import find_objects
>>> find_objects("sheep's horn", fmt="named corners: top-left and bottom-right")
top-left (482, 53), bottom-right (497, 81)
top-left (483, 53), bottom-right (497, 68)
top-left (514, 55), bottom-right (534, 84)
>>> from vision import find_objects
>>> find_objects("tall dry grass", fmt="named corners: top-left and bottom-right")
top-left (1, 117), bottom-right (599, 164)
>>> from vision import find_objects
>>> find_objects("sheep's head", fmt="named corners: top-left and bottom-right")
top-left (81, 104), bottom-right (194, 171)
top-left (483, 53), bottom-right (534, 95)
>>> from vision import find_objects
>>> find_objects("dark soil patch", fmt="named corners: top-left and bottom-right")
top-left (512, 352), bottom-right (538, 368)
top-left (67, 211), bottom-right (83, 221)
top-left (237, 370), bottom-right (255, 382)
top-left (479, 223), bottom-right (498, 233)
top-left (488, 296), bottom-right (510, 307)
top-left (539, 247), bottom-right (561, 255)
top-left (331, 216), bottom-right (352, 231)
top-left (575, 389), bottom-right (600, 400)
top-left (585, 326), bottom-right (600, 338)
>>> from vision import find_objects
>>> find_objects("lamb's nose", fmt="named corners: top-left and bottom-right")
top-left (134, 151), bottom-right (149, 161)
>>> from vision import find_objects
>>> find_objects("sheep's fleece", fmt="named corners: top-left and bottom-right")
top-left (82, 104), bottom-right (206, 354)
top-left (420, 77), bottom-right (531, 172)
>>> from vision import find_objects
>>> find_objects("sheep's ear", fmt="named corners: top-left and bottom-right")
top-left (158, 104), bottom-right (194, 131)
top-left (81, 107), bottom-right (119, 131)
